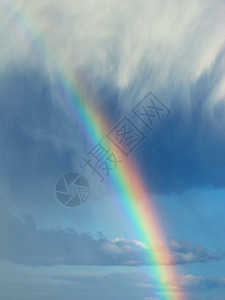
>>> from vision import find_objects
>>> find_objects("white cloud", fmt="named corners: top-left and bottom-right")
top-left (0, 0), bottom-right (224, 110)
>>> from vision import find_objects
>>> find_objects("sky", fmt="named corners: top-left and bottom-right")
top-left (0, 0), bottom-right (225, 299)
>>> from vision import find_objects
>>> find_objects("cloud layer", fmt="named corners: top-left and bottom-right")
top-left (0, 209), bottom-right (223, 266)
top-left (1, 262), bottom-right (225, 300)
top-left (0, 0), bottom-right (224, 196)
top-left (0, 0), bottom-right (224, 108)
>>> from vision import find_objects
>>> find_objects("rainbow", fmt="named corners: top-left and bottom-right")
top-left (3, 2), bottom-right (186, 299)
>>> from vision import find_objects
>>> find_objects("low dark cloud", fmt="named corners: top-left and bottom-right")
top-left (1, 54), bottom-right (224, 203)
top-left (167, 238), bottom-right (223, 264)
top-left (0, 208), bottom-right (223, 267)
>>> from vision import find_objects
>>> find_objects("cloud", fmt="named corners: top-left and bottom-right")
top-left (167, 238), bottom-right (223, 264)
top-left (0, 0), bottom-right (224, 197)
top-left (48, 272), bottom-right (225, 293)
top-left (179, 274), bottom-right (225, 292)
top-left (0, 208), bottom-right (223, 266)
top-left (0, 0), bottom-right (224, 107)
top-left (1, 261), bottom-right (224, 300)
top-left (0, 0), bottom-right (224, 203)
top-left (0, 265), bottom-right (174, 300)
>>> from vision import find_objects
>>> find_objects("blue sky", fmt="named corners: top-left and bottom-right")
top-left (0, 1), bottom-right (225, 299)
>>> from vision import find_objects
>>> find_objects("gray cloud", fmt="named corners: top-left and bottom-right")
top-left (0, 208), bottom-right (223, 266)
top-left (167, 237), bottom-right (223, 264)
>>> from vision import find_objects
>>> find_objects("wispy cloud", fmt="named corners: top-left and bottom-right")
top-left (1, 262), bottom-right (224, 300)
top-left (178, 274), bottom-right (225, 292)
top-left (0, 0), bottom-right (224, 108)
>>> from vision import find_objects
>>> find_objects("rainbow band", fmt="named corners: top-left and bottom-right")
top-left (3, 2), bottom-right (186, 299)
top-left (62, 76), bottom-right (185, 300)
